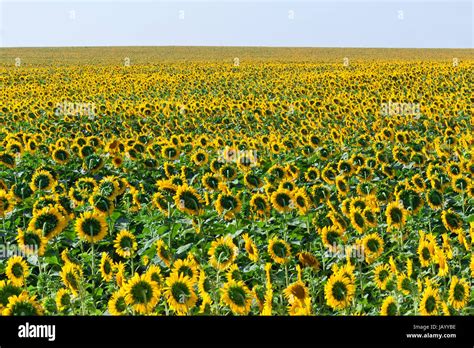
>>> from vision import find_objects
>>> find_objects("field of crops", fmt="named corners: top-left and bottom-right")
top-left (0, 47), bottom-right (472, 316)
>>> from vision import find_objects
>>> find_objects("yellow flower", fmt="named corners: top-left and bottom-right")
top-left (267, 237), bottom-right (291, 264)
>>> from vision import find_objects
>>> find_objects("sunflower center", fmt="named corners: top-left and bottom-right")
top-left (425, 295), bottom-right (436, 313)
top-left (171, 282), bottom-right (191, 304)
top-left (35, 175), bottom-right (51, 189)
top-left (332, 280), bottom-right (347, 301)
top-left (214, 244), bottom-right (232, 263)
top-left (291, 285), bottom-right (306, 300)
top-left (387, 301), bottom-right (397, 315)
top-left (453, 283), bottom-right (465, 301)
top-left (445, 213), bottom-right (460, 229)
top-left (119, 236), bottom-right (133, 250)
top-left (354, 212), bottom-right (365, 227)
top-left (104, 260), bottom-right (112, 274)
top-left (378, 269), bottom-right (389, 282)
top-left (389, 208), bottom-right (403, 223)
top-left (220, 196), bottom-right (237, 210)
top-left (34, 213), bottom-right (59, 237)
top-left (80, 218), bottom-right (102, 237)
top-left (272, 242), bottom-right (288, 258)
top-left (115, 296), bottom-right (127, 312)
top-left (65, 272), bottom-right (79, 290)
top-left (180, 192), bottom-right (200, 210)
top-left (11, 263), bottom-right (24, 278)
top-left (421, 247), bottom-right (431, 261)
top-left (275, 193), bottom-right (291, 208)
top-left (366, 239), bottom-right (379, 252)
top-left (228, 286), bottom-right (247, 307)
top-left (11, 301), bottom-right (39, 315)
top-left (177, 265), bottom-right (193, 278)
top-left (131, 281), bottom-right (153, 304)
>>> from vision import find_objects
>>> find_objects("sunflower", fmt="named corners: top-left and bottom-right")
top-left (0, 189), bottom-right (15, 217)
top-left (386, 201), bottom-right (407, 230)
top-left (362, 233), bottom-right (384, 263)
top-left (226, 264), bottom-right (242, 282)
top-left (89, 191), bottom-right (114, 215)
top-left (284, 280), bottom-right (309, 305)
top-left (198, 269), bottom-right (213, 298)
top-left (146, 265), bottom-right (164, 287)
top-left (397, 273), bottom-right (411, 295)
top-left (75, 210), bottom-right (107, 243)
top-left (448, 276), bottom-right (469, 310)
top-left (97, 176), bottom-right (120, 200)
top-left (335, 176), bottom-right (350, 196)
top-left (208, 236), bottom-right (238, 270)
top-left (52, 147), bottom-right (70, 164)
top-left (0, 152), bottom-right (16, 169)
top-left (174, 184), bottom-right (204, 216)
top-left (304, 167), bottom-right (320, 182)
top-left (111, 155), bottom-right (123, 168)
top-left (219, 163), bottom-right (238, 181)
top-left (161, 144), bottom-right (180, 161)
top-left (100, 252), bottom-right (115, 282)
top-left (151, 191), bottom-right (168, 214)
top-left (243, 172), bottom-right (262, 190)
top-left (113, 229), bottom-right (138, 259)
top-left (16, 228), bottom-right (47, 256)
top-left (60, 262), bottom-right (83, 296)
top-left (221, 280), bottom-right (252, 315)
top-left (28, 206), bottom-right (67, 240)
top-left (171, 257), bottom-right (199, 284)
top-left (242, 233), bottom-right (259, 262)
top-left (396, 188), bottom-right (423, 214)
top-left (30, 170), bottom-right (56, 192)
top-left (202, 172), bottom-right (220, 192)
top-left (156, 240), bottom-right (172, 267)
top-left (350, 207), bottom-right (366, 234)
top-left (324, 272), bottom-right (355, 310)
top-left (298, 251), bottom-right (320, 270)
top-left (426, 188), bottom-right (443, 210)
top-left (164, 273), bottom-right (198, 315)
top-left (192, 149), bottom-right (208, 166)
top-left (419, 285), bottom-right (441, 316)
top-left (108, 288), bottom-right (128, 315)
top-left (0, 280), bottom-right (22, 309)
top-left (2, 292), bottom-right (43, 316)
top-left (321, 225), bottom-right (345, 250)
top-left (434, 249), bottom-right (449, 277)
top-left (288, 296), bottom-right (312, 315)
top-left (293, 188), bottom-right (312, 215)
top-left (380, 296), bottom-right (397, 315)
top-left (124, 273), bottom-right (160, 314)
top-left (268, 237), bottom-right (291, 264)
top-left (418, 237), bottom-right (435, 267)
top-left (114, 262), bottom-right (126, 288)
top-left (214, 191), bottom-right (242, 220)
top-left (373, 263), bottom-right (392, 290)
top-left (6, 256), bottom-right (29, 287)
top-left (270, 188), bottom-right (293, 213)
top-left (321, 166), bottom-right (337, 185)
top-left (249, 193), bottom-right (270, 218)
top-left (441, 209), bottom-right (463, 233)
top-left (56, 288), bottom-right (72, 312)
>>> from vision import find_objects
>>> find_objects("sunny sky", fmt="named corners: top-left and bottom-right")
top-left (0, 0), bottom-right (472, 48)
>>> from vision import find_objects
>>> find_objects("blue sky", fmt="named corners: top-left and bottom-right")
top-left (0, 0), bottom-right (472, 48)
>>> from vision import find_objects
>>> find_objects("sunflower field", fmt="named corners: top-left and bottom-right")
top-left (0, 47), bottom-right (473, 316)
